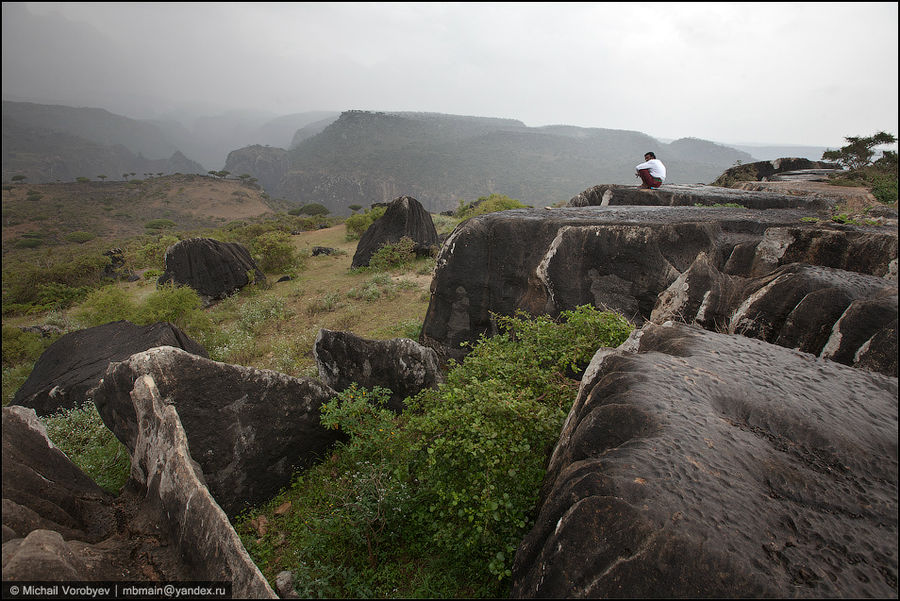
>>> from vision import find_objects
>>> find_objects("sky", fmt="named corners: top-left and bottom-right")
top-left (2, 2), bottom-right (898, 148)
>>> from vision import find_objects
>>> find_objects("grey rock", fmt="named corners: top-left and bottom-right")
top-left (512, 322), bottom-right (898, 598)
top-left (10, 320), bottom-right (207, 417)
top-left (351, 196), bottom-right (439, 268)
top-left (569, 183), bottom-right (834, 210)
top-left (92, 346), bottom-right (341, 517)
top-left (157, 237), bottom-right (265, 301)
top-left (314, 329), bottom-right (444, 412)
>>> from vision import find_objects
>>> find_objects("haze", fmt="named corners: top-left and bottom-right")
top-left (2, 2), bottom-right (898, 149)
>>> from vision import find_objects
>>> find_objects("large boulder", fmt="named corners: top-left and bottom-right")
top-left (9, 321), bottom-right (208, 417)
top-left (351, 196), bottom-right (439, 268)
top-left (1, 401), bottom-right (276, 595)
top-left (733, 226), bottom-right (898, 279)
top-left (157, 237), bottom-right (265, 301)
top-left (420, 206), bottom-right (820, 360)
top-left (2, 406), bottom-right (115, 546)
top-left (652, 257), bottom-right (898, 376)
top-left (92, 347), bottom-right (341, 517)
top-left (511, 322), bottom-right (898, 598)
top-left (710, 158), bottom-right (842, 186)
top-left (314, 329), bottom-right (444, 412)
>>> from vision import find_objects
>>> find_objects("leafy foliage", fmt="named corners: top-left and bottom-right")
top-left (344, 206), bottom-right (386, 240)
top-left (455, 193), bottom-right (528, 219)
top-left (41, 402), bottom-right (131, 493)
top-left (368, 237), bottom-right (417, 271)
top-left (822, 132), bottom-right (897, 170)
top-left (237, 305), bottom-right (633, 596)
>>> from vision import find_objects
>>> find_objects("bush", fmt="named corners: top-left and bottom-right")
top-left (14, 238), bottom-right (43, 249)
top-left (368, 237), bottom-right (416, 271)
top-left (2, 326), bottom-right (46, 367)
top-left (41, 402), bottom-right (130, 493)
top-left (871, 175), bottom-right (898, 204)
top-left (65, 231), bottom-right (97, 244)
top-left (136, 283), bottom-right (210, 336)
top-left (251, 230), bottom-right (297, 273)
top-left (345, 206), bottom-right (386, 240)
top-left (3, 252), bottom-right (111, 309)
top-left (74, 286), bottom-right (138, 327)
top-left (237, 305), bottom-right (633, 596)
top-left (456, 193), bottom-right (527, 219)
top-left (145, 218), bottom-right (177, 230)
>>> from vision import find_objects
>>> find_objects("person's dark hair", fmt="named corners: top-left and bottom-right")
top-left (645, 152), bottom-right (656, 159)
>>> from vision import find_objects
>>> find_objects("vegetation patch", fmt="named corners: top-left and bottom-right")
top-left (236, 305), bottom-right (633, 597)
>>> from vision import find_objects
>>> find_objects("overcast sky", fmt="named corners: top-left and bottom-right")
top-left (2, 2), bottom-right (898, 148)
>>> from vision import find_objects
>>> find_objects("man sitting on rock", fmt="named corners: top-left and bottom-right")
top-left (635, 152), bottom-right (666, 189)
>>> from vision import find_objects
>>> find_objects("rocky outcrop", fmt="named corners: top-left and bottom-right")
top-left (421, 205), bottom-right (898, 362)
top-left (9, 321), bottom-right (207, 417)
top-left (92, 347), bottom-right (341, 517)
top-left (511, 322), bottom-right (898, 598)
top-left (569, 183), bottom-right (835, 210)
top-left (351, 196), bottom-right (440, 268)
top-left (1, 401), bottom-right (276, 596)
top-left (314, 329), bottom-right (445, 412)
top-left (124, 375), bottom-right (276, 597)
top-left (711, 158), bottom-right (842, 186)
top-left (652, 257), bottom-right (898, 376)
top-left (223, 144), bottom-right (291, 193)
top-left (728, 226), bottom-right (898, 278)
top-left (2, 406), bottom-right (115, 546)
top-left (157, 237), bottom-right (265, 301)
top-left (421, 206), bottom-right (821, 359)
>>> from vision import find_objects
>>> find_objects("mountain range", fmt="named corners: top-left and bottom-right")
top-left (2, 100), bottom-right (830, 214)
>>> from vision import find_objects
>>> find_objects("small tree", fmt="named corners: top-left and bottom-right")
top-left (822, 132), bottom-right (897, 170)
top-left (97, 175), bottom-right (107, 181)
top-left (11, 175), bottom-right (27, 183)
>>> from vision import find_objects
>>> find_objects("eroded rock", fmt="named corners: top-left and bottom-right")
top-left (157, 237), bottom-right (265, 301)
top-left (512, 322), bottom-right (898, 598)
top-left (10, 321), bottom-right (207, 417)
top-left (351, 196), bottom-right (439, 268)
top-left (92, 346), bottom-right (341, 517)
top-left (314, 329), bottom-right (444, 412)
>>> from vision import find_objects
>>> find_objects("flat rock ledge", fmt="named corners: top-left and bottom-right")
top-left (569, 183), bottom-right (837, 210)
top-left (511, 322), bottom-right (898, 598)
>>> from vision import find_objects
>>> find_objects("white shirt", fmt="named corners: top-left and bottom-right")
top-left (635, 158), bottom-right (666, 181)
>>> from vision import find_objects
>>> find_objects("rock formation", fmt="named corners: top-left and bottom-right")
top-left (569, 183), bottom-right (835, 210)
top-left (511, 322), bottom-right (898, 598)
top-left (9, 321), bottom-right (207, 417)
top-left (314, 329), bottom-right (445, 412)
top-left (157, 237), bottom-right (265, 302)
top-left (92, 347), bottom-right (341, 517)
top-left (351, 196), bottom-right (440, 268)
top-left (651, 257), bottom-right (898, 376)
top-left (2, 401), bottom-right (276, 596)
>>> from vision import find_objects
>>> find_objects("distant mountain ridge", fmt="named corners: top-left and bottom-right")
top-left (227, 110), bottom-right (754, 214)
top-left (1, 101), bottom-right (340, 180)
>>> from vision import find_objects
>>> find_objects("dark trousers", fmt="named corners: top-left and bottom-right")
top-left (637, 169), bottom-right (662, 189)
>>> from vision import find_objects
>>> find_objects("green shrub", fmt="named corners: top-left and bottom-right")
top-left (35, 282), bottom-right (91, 310)
top-left (871, 175), bottom-right (898, 204)
top-left (3, 252), bottom-right (111, 309)
top-left (238, 305), bottom-right (633, 596)
top-left (456, 193), bottom-right (527, 219)
top-left (133, 234), bottom-right (179, 270)
top-left (1, 326), bottom-right (46, 367)
top-left (251, 230), bottom-right (298, 273)
top-left (14, 238), bottom-right (43, 249)
top-left (137, 283), bottom-right (210, 336)
top-left (65, 231), bottom-right (97, 244)
top-left (74, 286), bottom-right (138, 327)
top-left (368, 237), bottom-right (417, 271)
top-left (144, 218), bottom-right (177, 230)
top-left (345, 206), bottom-right (386, 240)
top-left (41, 402), bottom-right (130, 494)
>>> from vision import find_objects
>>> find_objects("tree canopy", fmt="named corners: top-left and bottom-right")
top-left (822, 132), bottom-right (897, 170)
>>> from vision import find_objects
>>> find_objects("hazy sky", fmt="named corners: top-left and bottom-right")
top-left (3, 2), bottom-right (898, 147)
